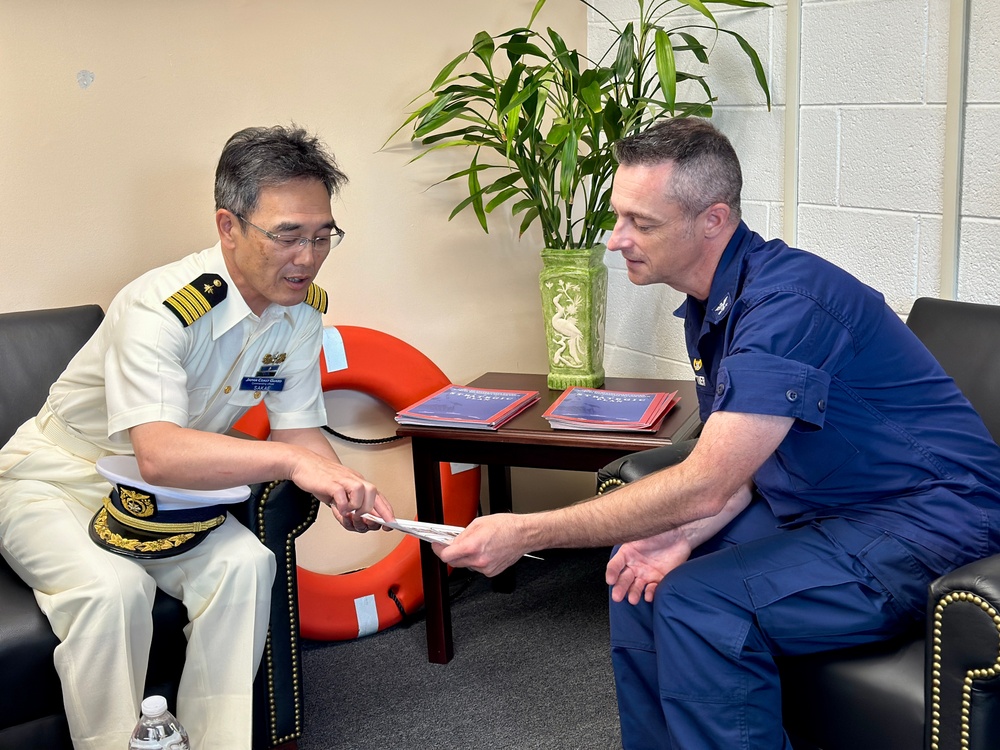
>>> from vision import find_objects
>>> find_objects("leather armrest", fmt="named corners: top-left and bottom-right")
top-left (596, 440), bottom-right (698, 494)
top-left (926, 552), bottom-right (1000, 750)
top-left (235, 480), bottom-right (319, 749)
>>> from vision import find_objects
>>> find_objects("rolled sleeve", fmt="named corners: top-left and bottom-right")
top-left (714, 352), bottom-right (831, 429)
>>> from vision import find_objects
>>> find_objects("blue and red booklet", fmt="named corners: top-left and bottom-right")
top-left (395, 385), bottom-right (540, 430)
top-left (542, 387), bottom-right (680, 432)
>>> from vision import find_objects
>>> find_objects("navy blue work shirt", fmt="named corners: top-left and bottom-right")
top-left (677, 222), bottom-right (1000, 566)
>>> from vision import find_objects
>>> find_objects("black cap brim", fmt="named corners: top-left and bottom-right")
top-left (89, 506), bottom-right (213, 559)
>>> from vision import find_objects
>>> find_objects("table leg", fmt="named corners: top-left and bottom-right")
top-left (410, 440), bottom-right (453, 663)
top-left (486, 464), bottom-right (516, 594)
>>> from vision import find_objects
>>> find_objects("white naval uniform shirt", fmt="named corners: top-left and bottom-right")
top-left (44, 243), bottom-right (327, 454)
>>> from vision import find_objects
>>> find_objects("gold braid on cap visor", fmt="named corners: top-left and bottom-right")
top-left (102, 496), bottom-right (226, 533)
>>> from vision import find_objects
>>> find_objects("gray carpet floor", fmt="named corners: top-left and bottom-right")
top-left (298, 546), bottom-right (623, 750)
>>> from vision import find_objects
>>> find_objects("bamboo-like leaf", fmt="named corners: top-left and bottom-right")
top-left (602, 99), bottom-right (623, 143)
top-left (468, 153), bottom-right (488, 231)
top-left (472, 31), bottom-right (495, 68)
top-left (545, 122), bottom-right (572, 146)
top-left (676, 32), bottom-right (709, 64)
top-left (430, 52), bottom-right (471, 91)
top-left (547, 27), bottom-right (569, 59)
top-left (559, 130), bottom-right (579, 201)
top-left (580, 79), bottom-right (604, 113)
top-left (676, 101), bottom-right (714, 118)
top-left (720, 28), bottom-right (772, 109)
top-left (500, 82), bottom-right (545, 122)
top-left (596, 209), bottom-right (617, 232)
top-left (654, 30), bottom-right (677, 115)
top-left (484, 171), bottom-right (523, 191)
top-left (505, 102), bottom-right (522, 156)
top-left (518, 206), bottom-right (540, 237)
top-left (413, 107), bottom-right (467, 140)
top-left (497, 64), bottom-right (525, 112)
top-left (435, 160), bottom-right (495, 185)
top-left (485, 186), bottom-right (523, 213)
top-left (414, 92), bottom-right (455, 128)
top-left (512, 197), bottom-right (536, 216)
top-left (528, 0), bottom-right (547, 27)
top-left (677, 0), bottom-right (717, 26)
top-left (406, 140), bottom-right (482, 165)
top-left (502, 41), bottom-right (549, 60)
top-left (448, 191), bottom-right (482, 221)
top-left (613, 23), bottom-right (636, 81)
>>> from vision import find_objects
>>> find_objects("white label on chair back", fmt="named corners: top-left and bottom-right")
top-left (355, 594), bottom-right (379, 637)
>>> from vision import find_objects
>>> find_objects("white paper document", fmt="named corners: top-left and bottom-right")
top-left (361, 514), bottom-right (465, 545)
top-left (362, 513), bottom-right (542, 559)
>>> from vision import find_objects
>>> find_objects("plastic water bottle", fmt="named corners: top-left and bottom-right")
top-left (128, 695), bottom-right (191, 750)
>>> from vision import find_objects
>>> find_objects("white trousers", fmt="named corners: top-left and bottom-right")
top-left (0, 421), bottom-right (276, 750)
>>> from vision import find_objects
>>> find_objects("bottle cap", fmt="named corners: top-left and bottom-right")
top-left (141, 695), bottom-right (168, 718)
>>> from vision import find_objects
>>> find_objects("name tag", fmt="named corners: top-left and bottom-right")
top-left (240, 376), bottom-right (285, 392)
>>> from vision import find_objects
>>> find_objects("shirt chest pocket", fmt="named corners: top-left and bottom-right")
top-left (776, 421), bottom-right (859, 490)
top-left (226, 381), bottom-right (272, 409)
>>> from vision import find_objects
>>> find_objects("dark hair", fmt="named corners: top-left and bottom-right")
top-left (613, 118), bottom-right (742, 221)
top-left (214, 125), bottom-right (348, 225)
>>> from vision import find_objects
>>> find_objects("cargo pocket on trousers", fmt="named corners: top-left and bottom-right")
top-left (855, 532), bottom-right (930, 619)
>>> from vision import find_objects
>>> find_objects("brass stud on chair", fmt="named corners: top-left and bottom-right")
top-left (930, 590), bottom-right (1000, 750)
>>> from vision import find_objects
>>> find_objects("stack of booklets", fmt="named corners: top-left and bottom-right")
top-left (542, 386), bottom-right (680, 432)
top-left (395, 385), bottom-right (540, 430)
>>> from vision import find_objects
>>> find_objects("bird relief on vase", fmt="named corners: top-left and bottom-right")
top-left (539, 246), bottom-right (608, 390)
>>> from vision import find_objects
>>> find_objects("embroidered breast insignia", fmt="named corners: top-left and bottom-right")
top-left (163, 274), bottom-right (228, 327)
top-left (304, 283), bottom-right (328, 314)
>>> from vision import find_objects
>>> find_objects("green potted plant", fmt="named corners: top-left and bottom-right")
top-left (390, 0), bottom-right (771, 388)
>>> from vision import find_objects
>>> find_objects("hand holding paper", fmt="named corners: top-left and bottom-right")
top-left (362, 513), bottom-right (542, 559)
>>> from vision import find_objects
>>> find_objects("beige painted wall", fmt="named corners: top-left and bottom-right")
top-left (1, 0), bottom-right (595, 573)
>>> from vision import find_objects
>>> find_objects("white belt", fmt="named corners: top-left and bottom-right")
top-left (35, 405), bottom-right (112, 463)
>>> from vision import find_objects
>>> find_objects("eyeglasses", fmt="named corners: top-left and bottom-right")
top-left (236, 215), bottom-right (345, 253)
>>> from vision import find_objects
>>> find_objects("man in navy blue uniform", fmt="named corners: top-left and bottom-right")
top-left (436, 117), bottom-right (1000, 748)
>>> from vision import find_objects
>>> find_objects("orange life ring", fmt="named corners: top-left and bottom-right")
top-left (232, 326), bottom-right (481, 640)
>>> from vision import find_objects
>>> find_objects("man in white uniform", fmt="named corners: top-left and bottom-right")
top-left (0, 125), bottom-right (396, 749)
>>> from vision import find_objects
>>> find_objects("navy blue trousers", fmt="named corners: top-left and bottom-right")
top-left (609, 499), bottom-right (946, 749)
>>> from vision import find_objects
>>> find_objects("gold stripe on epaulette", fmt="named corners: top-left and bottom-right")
top-left (163, 274), bottom-right (227, 327)
top-left (305, 283), bottom-right (328, 314)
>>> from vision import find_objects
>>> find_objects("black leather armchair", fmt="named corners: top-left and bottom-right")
top-left (596, 297), bottom-right (1000, 750)
top-left (0, 305), bottom-right (318, 750)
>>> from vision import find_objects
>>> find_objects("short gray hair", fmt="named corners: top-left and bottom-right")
top-left (613, 118), bottom-right (742, 222)
top-left (214, 125), bottom-right (348, 225)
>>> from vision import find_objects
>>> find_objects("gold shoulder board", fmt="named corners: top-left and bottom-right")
top-left (163, 273), bottom-right (228, 327)
top-left (304, 283), bottom-right (328, 314)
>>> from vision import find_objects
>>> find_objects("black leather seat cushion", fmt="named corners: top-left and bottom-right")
top-left (781, 633), bottom-right (925, 749)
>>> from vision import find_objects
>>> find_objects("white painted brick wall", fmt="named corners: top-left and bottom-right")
top-left (959, 219), bottom-right (1000, 302)
top-left (800, 0), bottom-right (929, 105)
top-left (592, 0), bottom-right (1000, 378)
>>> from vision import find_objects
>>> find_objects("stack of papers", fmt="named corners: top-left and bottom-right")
top-left (395, 385), bottom-right (539, 430)
top-left (542, 387), bottom-right (680, 432)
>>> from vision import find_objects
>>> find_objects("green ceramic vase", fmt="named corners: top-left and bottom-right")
top-left (539, 245), bottom-right (608, 390)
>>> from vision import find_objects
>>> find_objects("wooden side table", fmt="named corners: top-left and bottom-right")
top-left (396, 372), bottom-right (702, 663)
